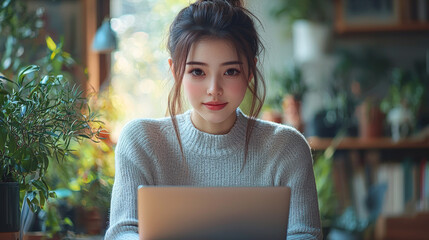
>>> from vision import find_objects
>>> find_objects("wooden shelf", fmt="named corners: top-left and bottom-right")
top-left (308, 137), bottom-right (429, 151)
top-left (335, 23), bottom-right (429, 34)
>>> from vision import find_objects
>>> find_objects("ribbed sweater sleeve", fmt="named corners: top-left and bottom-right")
top-left (105, 119), bottom-right (155, 240)
top-left (104, 109), bottom-right (322, 240)
top-left (276, 129), bottom-right (322, 239)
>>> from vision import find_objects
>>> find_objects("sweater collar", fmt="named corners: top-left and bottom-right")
top-left (177, 108), bottom-right (248, 156)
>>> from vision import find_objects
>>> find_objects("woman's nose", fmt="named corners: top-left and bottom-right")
top-left (207, 75), bottom-right (223, 96)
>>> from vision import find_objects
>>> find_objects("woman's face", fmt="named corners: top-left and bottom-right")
top-left (180, 38), bottom-right (250, 134)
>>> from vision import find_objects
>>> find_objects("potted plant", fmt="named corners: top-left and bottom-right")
top-left (260, 95), bottom-right (283, 124)
top-left (380, 67), bottom-right (426, 141)
top-left (271, 0), bottom-right (332, 63)
top-left (271, 65), bottom-right (307, 132)
top-left (334, 48), bottom-right (391, 139)
top-left (308, 86), bottom-right (357, 138)
top-left (0, 64), bottom-right (102, 238)
top-left (33, 88), bottom-right (119, 238)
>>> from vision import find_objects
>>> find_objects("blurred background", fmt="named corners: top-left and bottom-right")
top-left (1, 0), bottom-right (429, 239)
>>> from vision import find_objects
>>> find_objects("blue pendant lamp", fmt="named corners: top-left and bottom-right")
top-left (92, 18), bottom-right (117, 53)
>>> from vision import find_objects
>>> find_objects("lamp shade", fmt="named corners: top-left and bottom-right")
top-left (92, 19), bottom-right (117, 52)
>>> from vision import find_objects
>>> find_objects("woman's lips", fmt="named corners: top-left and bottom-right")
top-left (203, 102), bottom-right (228, 110)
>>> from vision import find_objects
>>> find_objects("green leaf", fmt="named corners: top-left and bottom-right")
top-left (49, 191), bottom-right (57, 198)
top-left (17, 65), bottom-right (40, 86)
top-left (0, 75), bottom-right (14, 84)
top-left (31, 179), bottom-right (48, 193)
top-left (39, 191), bottom-right (46, 208)
top-left (21, 154), bottom-right (32, 172)
top-left (46, 36), bottom-right (57, 51)
top-left (50, 49), bottom-right (59, 60)
top-left (63, 217), bottom-right (73, 227)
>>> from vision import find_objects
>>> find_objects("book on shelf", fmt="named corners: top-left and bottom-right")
top-left (404, 0), bottom-right (429, 23)
top-left (331, 155), bottom-right (429, 220)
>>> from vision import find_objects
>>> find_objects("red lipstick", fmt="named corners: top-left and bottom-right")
top-left (203, 101), bottom-right (228, 111)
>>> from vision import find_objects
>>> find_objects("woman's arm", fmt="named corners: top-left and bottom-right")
top-left (279, 130), bottom-right (322, 239)
top-left (105, 120), bottom-right (153, 240)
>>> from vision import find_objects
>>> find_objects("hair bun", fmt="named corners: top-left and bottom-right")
top-left (197, 0), bottom-right (243, 8)
top-left (226, 0), bottom-right (243, 7)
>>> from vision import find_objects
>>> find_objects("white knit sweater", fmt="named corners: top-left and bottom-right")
top-left (105, 109), bottom-right (322, 239)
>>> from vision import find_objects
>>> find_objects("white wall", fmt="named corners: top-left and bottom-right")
top-left (245, 0), bottom-right (294, 100)
top-left (246, 0), bottom-right (335, 127)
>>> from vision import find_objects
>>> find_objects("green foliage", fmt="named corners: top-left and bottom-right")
top-left (334, 48), bottom-right (391, 102)
top-left (381, 67), bottom-right (426, 115)
top-left (314, 144), bottom-right (337, 226)
top-left (270, 0), bottom-right (330, 24)
top-left (47, 139), bottom-right (115, 212)
top-left (0, 0), bottom-right (44, 76)
top-left (41, 88), bottom-right (118, 235)
top-left (272, 65), bottom-right (307, 100)
top-left (0, 64), bottom-right (103, 211)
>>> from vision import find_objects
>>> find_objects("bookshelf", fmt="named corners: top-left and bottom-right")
top-left (309, 136), bottom-right (429, 239)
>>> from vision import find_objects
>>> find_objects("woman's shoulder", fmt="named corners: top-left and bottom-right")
top-left (254, 118), bottom-right (305, 141)
top-left (253, 118), bottom-right (311, 152)
top-left (118, 116), bottom-right (173, 142)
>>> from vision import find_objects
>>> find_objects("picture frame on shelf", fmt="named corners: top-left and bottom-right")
top-left (334, 0), bottom-right (400, 33)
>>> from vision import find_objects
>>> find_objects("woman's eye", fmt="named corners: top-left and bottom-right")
top-left (190, 69), bottom-right (204, 76)
top-left (225, 69), bottom-right (240, 76)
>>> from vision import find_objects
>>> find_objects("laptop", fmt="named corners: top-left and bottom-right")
top-left (137, 186), bottom-right (291, 240)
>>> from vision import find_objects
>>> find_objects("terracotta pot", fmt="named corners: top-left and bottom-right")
top-left (282, 95), bottom-right (304, 133)
top-left (261, 109), bottom-right (282, 123)
top-left (356, 101), bottom-right (385, 139)
top-left (84, 207), bottom-right (103, 235)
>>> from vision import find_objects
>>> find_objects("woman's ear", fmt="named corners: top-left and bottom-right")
top-left (247, 57), bottom-right (257, 82)
top-left (168, 58), bottom-right (173, 67)
top-left (168, 58), bottom-right (174, 70)
top-left (168, 58), bottom-right (177, 81)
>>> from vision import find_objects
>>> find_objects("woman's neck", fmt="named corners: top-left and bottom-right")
top-left (190, 110), bottom-right (237, 135)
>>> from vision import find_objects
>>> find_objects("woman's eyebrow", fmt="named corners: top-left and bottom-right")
top-left (185, 61), bottom-right (243, 66)
top-left (222, 61), bottom-right (243, 66)
top-left (186, 61), bottom-right (207, 66)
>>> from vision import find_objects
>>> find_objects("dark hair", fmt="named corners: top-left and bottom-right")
top-left (167, 0), bottom-right (266, 168)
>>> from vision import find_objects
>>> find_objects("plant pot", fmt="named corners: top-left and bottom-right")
top-left (0, 182), bottom-right (20, 240)
top-left (306, 109), bottom-right (342, 138)
top-left (282, 95), bottom-right (304, 133)
top-left (261, 109), bottom-right (283, 123)
top-left (85, 207), bottom-right (103, 235)
top-left (387, 106), bottom-right (413, 142)
top-left (292, 20), bottom-right (330, 63)
top-left (356, 101), bottom-right (385, 139)
top-left (76, 206), bottom-right (103, 235)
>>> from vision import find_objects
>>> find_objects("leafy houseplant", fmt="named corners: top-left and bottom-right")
top-left (271, 65), bottom-right (307, 132)
top-left (381, 68), bottom-right (425, 118)
top-left (271, 0), bottom-right (330, 27)
top-left (275, 65), bottom-right (307, 101)
top-left (380, 68), bottom-right (426, 140)
top-left (38, 87), bottom-right (119, 237)
top-left (334, 48), bottom-right (392, 139)
top-left (0, 64), bottom-right (102, 213)
top-left (271, 0), bottom-right (331, 63)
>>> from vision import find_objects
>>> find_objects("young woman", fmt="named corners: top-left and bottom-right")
top-left (105, 0), bottom-right (322, 239)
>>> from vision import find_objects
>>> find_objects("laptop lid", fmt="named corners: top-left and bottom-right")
top-left (138, 186), bottom-right (291, 240)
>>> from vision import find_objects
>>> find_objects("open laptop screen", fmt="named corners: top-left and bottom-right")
top-left (138, 186), bottom-right (291, 240)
